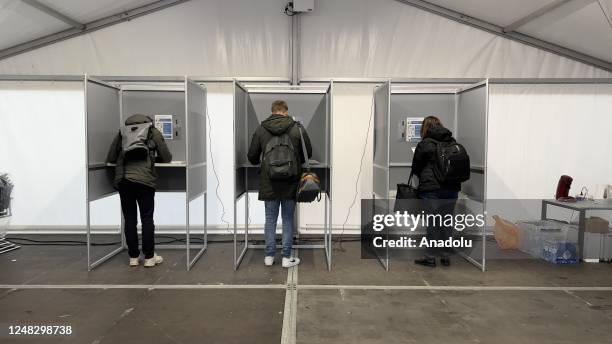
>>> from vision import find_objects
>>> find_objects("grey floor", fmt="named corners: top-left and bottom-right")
top-left (1, 236), bottom-right (612, 343)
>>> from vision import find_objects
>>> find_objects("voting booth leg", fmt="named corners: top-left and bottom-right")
top-left (246, 191), bottom-right (250, 248)
top-left (234, 194), bottom-right (249, 270)
top-left (186, 192), bottom-right (208, 271)
top-left (233, 193), bottom-right (333, 271)
top-left (374, 249), bottom-right (389, 271)
top-left (457, 251), bottom-right (484, 271)
top-left (329, 195), bottom-right (332, 270)
top-left (86, 201), bottom-right (123, 271)
top-left (324, 194), bottom-right (332, 271)
top-left (372, 198), bottom-right (389, 271)
top-left (151, 193), bottom-right (207, 270)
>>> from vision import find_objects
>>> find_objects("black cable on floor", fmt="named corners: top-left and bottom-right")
top-left (5, 235), bottom-right (360, 247)
top-left (5, 237), bottom-right (120, 246)
top-left (5, 235), bottom-right (237, 246)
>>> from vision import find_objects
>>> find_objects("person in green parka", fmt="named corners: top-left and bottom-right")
top-left (247, 100), bottom-right (312, 268)
top-left (106, 114), bottom-right (172, 268)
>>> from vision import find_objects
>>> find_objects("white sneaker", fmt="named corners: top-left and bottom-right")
top-left (129, 257), bottom-right (140, 267)
top-left (282, 257), bottom-right (300, 268)
top-left (264, 256), bottom-right (274, 266)
top-left (143, 254), bottom-right (163, 268)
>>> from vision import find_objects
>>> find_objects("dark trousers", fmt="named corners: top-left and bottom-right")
top-left (418, 190), bottom-right (458, 258)
top-left (119, 180), bottom-right (156, 259)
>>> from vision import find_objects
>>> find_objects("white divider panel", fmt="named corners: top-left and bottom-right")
top-left (234, 81), bottom-right (248, 197)
top-left (372, 81), bottom-right (391, 270)
top-left (457, 84), bottom-right (488, 202)
top-left (186, 79), bottom-right (207, 202)
top-left (457, 85), bottom-right (487, 169)
top-left (373, 81), bottom-right (390, 199)
top-left (326, 81), bottom-right (333, 183)
top-left (86, 78), bottom-right (120, 201)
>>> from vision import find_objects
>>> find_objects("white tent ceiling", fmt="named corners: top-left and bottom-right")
top-left (0, 0), bottom-right (160, 50)
top-left (426, 0), bottom-right (612, 64)
top-left (0, 0), bottom-right (610, 73)
top-left (34, 0), bottom-right (156, 23)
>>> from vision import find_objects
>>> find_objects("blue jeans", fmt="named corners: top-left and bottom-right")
top-left (264, 199), bottom-right (296, 258)
top-left (418, 190), bottom-right (459, 258)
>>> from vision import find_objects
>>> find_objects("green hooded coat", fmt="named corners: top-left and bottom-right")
top-left (106, 114), bottom-right (173, 189)
top-left (247, 114), bottom-right (312, 200)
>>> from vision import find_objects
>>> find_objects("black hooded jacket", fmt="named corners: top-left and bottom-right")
top-left (247, 114), bottom-right (313, 200)
top-left (411, 125), bottom-right (461, 193)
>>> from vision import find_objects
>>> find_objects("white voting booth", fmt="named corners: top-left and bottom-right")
top-left (85, 76), bottom-right (208, 271)
top-left (233, 81), bottom-right (333, 270)
top-left (372, 79), bottom-right (488, 271)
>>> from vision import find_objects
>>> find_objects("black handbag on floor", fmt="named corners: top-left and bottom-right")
top-left (296, 123), bottom-right (321, 203)
top-left (394, 173), bottom-right (418, 212)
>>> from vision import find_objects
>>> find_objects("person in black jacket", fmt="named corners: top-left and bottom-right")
top-left (247, 100), bottom-right (312, 268)
top-left (411, 116), bottom-right (460, 267)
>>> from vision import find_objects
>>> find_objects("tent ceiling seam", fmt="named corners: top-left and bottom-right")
top-left (21, 0), bottom-right (84, 29)
top-left (598, 0), bottom-right (612, 32)
top-left (502, 0), bottom-right (572, 33)
top-left (393, 0), bottom-right (612, 72)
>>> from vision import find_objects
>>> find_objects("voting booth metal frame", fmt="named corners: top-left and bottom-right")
top-left (372, 79), bottom-right (489, 271)
top-left (233, 80), bottom-right (333, 270)
top-left (84, 75), bottom-right (208, 271)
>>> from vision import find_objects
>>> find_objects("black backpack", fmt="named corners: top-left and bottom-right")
top-left (432, 139), bottom-right (471, 183)
top-left (263, 124), bottom-right (299, 180)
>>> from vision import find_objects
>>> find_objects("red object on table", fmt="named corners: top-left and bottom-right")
top-left (556, 175), bottom-right (576, 202)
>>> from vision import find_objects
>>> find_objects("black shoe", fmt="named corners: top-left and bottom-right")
top-left (441, 257), bottom-right (451, 266)
top-left (414, 257), bottom-right (436, 267)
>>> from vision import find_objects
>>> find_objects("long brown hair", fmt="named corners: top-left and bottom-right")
top-left (421, 116), bottom-right (442, 138)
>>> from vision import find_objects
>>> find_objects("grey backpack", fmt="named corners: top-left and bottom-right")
top-left (263, 124), bottom-right (299, 180)
top-left (121, 122), bottom-right (153, 161)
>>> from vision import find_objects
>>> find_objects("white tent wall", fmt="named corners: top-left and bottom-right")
top-left (0, 81), bottom-right (85, 228)
top-left (486, 83), bottom-right (612, 223)
top-left (298, 83), bottom-right (376, 233)
top-left (2, 0), bottom-right (612, 233)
